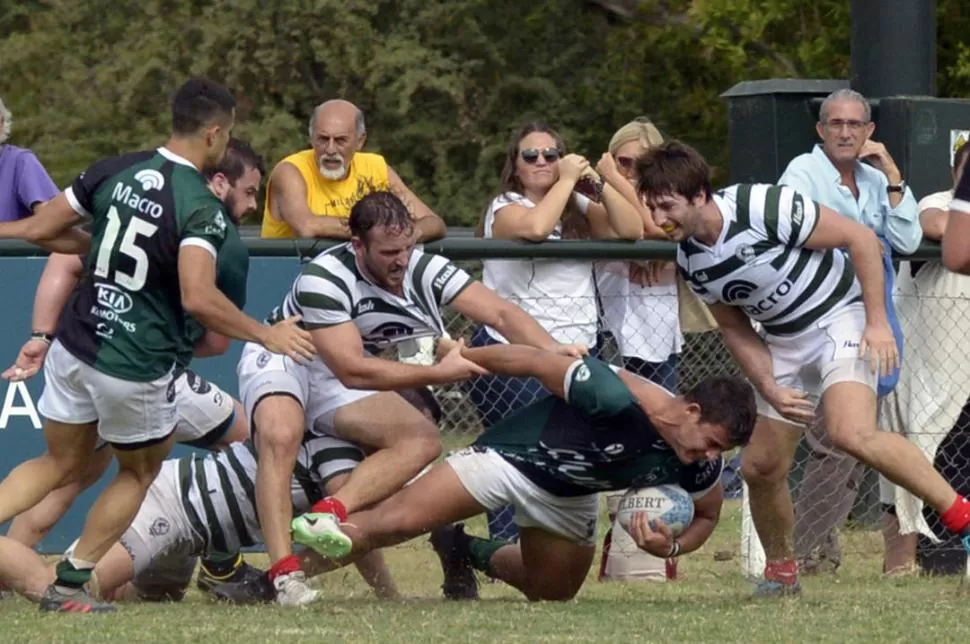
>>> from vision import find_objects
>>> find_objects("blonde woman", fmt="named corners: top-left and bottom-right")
top-left (595, 118), bottom-right (682, 391)
top-left (595, 119), bottom-right (684, 583)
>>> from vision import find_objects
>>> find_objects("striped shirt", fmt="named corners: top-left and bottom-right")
top-left (268, 243), bottom-right (473, 356)
top-left (177, 435), bottom-right (363, 554)
top-left (677, 184), bottom-right (862, 337)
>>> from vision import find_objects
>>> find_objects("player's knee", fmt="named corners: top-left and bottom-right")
top-left (399, 430), bottom-right (442, 466)
top-left (253, 399), bottom-right (304, 456)
top-left (524, 583), bottom-right (579, 602)
top-left (826, 423), bottom-right (871, 459)
top-left (740, 449), bottom-right (787, 485)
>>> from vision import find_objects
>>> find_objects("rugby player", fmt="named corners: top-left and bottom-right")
top-left (636, 140), bottom-right (970, 595)
top-left (0, 389), bottom-right (444, 605)
top-left (237, 190), bottom-right (587, 599)
top-left (0, 79), bottom-right (313, 612)
top-left (261, 344), bottom-right (755, 602)
top-left (1, 138), bottom-right (266, 594)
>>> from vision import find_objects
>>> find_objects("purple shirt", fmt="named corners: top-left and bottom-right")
top-left (0, 145), bottom-right (60, 222)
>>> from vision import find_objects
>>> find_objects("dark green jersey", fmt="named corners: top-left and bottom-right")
top-left (57, 148), bottom-right (231, 381)
top-left (178, 221), bottom-right (249, 367)
top-left (476, 357), bottom-right (723, 497)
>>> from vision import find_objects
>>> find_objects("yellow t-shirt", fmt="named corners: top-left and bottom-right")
top-left (260, 150), bottom-right (390, 238)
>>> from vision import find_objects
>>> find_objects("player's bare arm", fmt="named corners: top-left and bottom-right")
top-left (271, 162), bottom-right (351, 239)
top-left (459, 344), bottom-right (581, 398)
top-left (628, 483), bottom-right (723, 558)
top-left (309, 323), bottom-right (486, 390)
top-left (386, 166), bottom-right (446, 242)
top-left (448, 281), bottom-right (588, 356)
top-left (3, 253), bottom-right (83, 381)
top-left (178, 245), bottom-right (315, 361)
top-left (802, 204), bottom-right (897, 375)
top-left (0, 193), bottom-right (91, 254)
top-left (709, 303), bottom-right (814, 425)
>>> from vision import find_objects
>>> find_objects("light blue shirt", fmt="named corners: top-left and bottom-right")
top-left (779, 144), bottom-right (922, 254)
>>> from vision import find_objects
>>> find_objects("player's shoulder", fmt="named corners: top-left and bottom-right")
top-left (83, 149), bottom-right (158, 183)
top-left (678, 455), bottom-right (725, 497)
top-left (301, 243), bottom-right (359, 288)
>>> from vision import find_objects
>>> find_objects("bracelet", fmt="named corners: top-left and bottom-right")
top-left (666, 540), bottom-right (682, 559)
top-left (30, 332), bottom-right (53, 345)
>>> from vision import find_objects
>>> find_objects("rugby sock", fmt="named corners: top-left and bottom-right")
top-left (467, 536), bottom-right (510, 577)
top-left (940, 495), bottom-right (970, 535)
top-left (310, 496), bottom-right (348, 522)
top-left (201, 552), bottom-right (243, 579)
top-left (268, 555), bottom-right (302, 582)
top-left (598, 528), bottom-right (613, 581)
top-left (53, 557), bottom-right (95, 594)
top-left (764, 558), bottom-right (799, 585)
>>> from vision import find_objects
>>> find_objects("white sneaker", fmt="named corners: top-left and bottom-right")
top-left (291, 512), bottom-right (353, 558)
top-left (273, 571), bottom-right (320, 606)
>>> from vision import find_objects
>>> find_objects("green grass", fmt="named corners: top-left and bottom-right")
top-left (1, 500), bottom-right (968, 643)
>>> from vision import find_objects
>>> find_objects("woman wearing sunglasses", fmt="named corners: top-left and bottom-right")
top-left (593, 118), bottom-right (686, 584)
top-left (466, 121), bottom-right (642, 545)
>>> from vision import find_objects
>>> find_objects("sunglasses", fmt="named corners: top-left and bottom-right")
top-left (520, 148), bottom-right (562, 164)
top-left (615, 155), bottom-right (636, 170)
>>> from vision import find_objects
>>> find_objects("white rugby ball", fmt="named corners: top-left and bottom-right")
top-left (615, 484), bottom-right (694, 537)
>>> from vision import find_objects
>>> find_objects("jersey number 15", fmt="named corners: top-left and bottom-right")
top-left (94, 206), bottom-right (159, 291)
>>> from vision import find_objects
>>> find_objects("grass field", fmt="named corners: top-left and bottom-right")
top-left (1, 500), bottom-right (968, 643)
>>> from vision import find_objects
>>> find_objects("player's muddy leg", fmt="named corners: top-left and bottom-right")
top-left (740, 414), bottom-right (802, 593)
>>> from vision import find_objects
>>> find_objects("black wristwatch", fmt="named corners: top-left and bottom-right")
top-left (887, 181), bottom-right (906, 194)
top-left (30, 331), bottom-right (54, 345)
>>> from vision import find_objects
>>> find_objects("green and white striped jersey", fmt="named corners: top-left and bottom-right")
top-left (176, 436), bottom-right (363, 554)
top-left (677, 184), bottom-right (862, 337)
top-left (267, 243), bottom-right (473, 356)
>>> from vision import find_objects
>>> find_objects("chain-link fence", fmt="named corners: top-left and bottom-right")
top-left (410, 257), bottom-right (970, 577)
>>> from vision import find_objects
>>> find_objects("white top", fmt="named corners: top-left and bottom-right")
top-left (918, 189), bottom-right (952, 212)
top-left (482, 192), bottom-right (598, 346)
top-left (596, 261), bottom-right (682, 362)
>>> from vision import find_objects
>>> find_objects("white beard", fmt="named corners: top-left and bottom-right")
top-left (319, 158), bottom-right (347, 181)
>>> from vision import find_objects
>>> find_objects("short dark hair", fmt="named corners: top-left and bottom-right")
top-left (684, 375), bottom-right (756, 447)
top-left (349, 191), bottom-right (414, 241)
top-left (635, 140), bottom-right (713, 203)
top-left (204, 138), bottom-right (266, 183)
top-left (171, 78), bottom-right (236, 136)
top-left (397, 387), bottom-right (443, 424)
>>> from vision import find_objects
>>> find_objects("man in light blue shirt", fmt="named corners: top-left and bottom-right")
top-left (780, 89), bottom-right (921, 254)
top-left (779, 88), bottom-right (916, 578)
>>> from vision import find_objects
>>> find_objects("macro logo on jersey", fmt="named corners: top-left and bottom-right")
top-left (268, 243), bottom-right (473, 361)
top-left (110, 181), bottom-right (164, 219)
top-left (677, 184), bottom-right (862, 337)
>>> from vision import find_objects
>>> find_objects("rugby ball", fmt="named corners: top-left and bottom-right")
top-left (615, 484), bottom-right (694, 537)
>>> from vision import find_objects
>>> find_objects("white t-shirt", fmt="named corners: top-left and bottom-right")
top-left (596, 261), bottom-right (682, 362)
top-left (918, 189), bottom-right (952, 213)
top-left (482, 192), bottom-right (598, 346)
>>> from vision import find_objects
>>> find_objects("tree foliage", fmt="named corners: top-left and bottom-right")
top-left (1, 0), bottom-right (968, 226)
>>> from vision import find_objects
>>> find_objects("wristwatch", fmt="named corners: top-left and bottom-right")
top-left (887, 181), bottom-right (906, 194)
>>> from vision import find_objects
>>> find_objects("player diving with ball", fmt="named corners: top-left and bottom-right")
top-left (218, 342), bottom-right (755, 603)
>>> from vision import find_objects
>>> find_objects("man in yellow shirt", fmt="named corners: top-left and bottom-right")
top-left (261, 99), bottom-right (446, 241)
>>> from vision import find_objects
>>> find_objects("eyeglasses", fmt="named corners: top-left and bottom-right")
top-left (520, 148), bottom-right (562, 164)
top-left (824, 119), bottom-right (869, 132)
top-left (615, 155), bottom-right (636, 170)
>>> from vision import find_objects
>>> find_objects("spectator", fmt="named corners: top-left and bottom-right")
top-left (0, 97), bottom-right (60, 221)
top-left (881, 141), bottom-right (970, 574)
top-left (779, 88), bottom-right (919, 574)
top-left (469, 121), bottom-right (642, 541)
top-left (260, 98), bottom-right (445, 241)
top-left (594, 118), bottom-right (683, 583)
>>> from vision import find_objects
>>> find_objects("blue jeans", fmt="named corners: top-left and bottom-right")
top-left (466, 326), bottom-right (600, 541)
